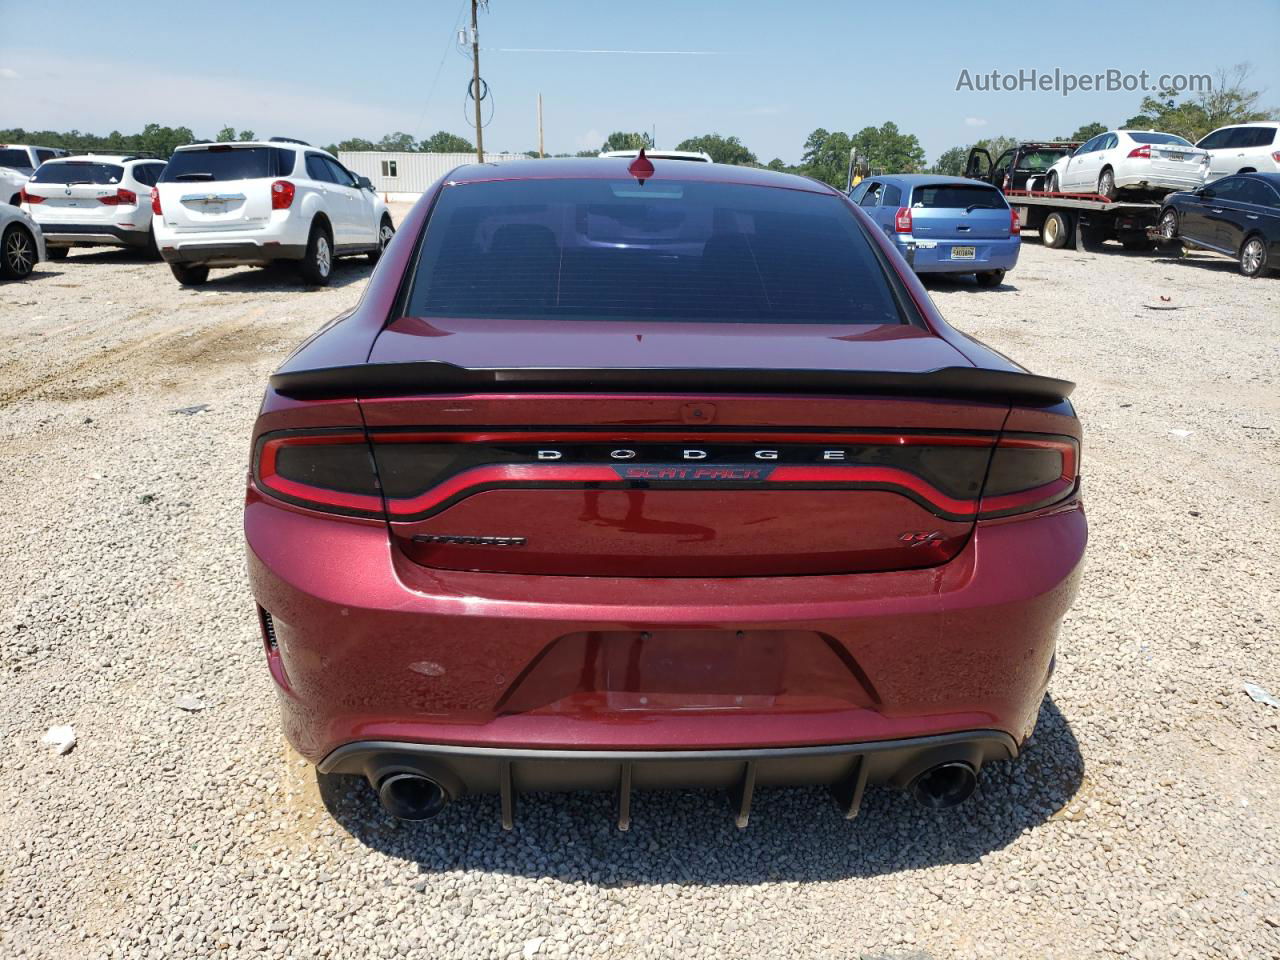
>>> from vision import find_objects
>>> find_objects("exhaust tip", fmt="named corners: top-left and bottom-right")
top-left (910, 762), bottom-right (977, 810)
top-left (377, 773), bottom-right (449, 821)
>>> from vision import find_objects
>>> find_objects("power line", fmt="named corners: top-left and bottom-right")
top-left (413, 0), bottom-right (469, 144)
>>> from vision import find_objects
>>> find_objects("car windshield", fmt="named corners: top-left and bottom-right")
top-left (0, 148), bottom-right (32, 171)
top-left (31, 162), bottom-right (125, 185)
top-left (1017, 150), bottom-right (1070, 170)
top-left (159, 146), bottom-right (295, 182)
top-left (1128, 132), bottom-right (1193, 146)
top-left (910, 184), bottom-right (1007, 209)
top-left (403, 178), bottom-right (906, 325)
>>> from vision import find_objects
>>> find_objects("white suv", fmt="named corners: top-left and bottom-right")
top-left (1, 143), bottom-right (70, 205)
top-left (152, 139), bottom-right (394, 286)
top-left (1195, 122), bottom-right (1280, 183)
top-left (21, 155), bottom-right (167, 259)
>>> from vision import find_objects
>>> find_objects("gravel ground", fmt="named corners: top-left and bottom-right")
top-left (1, 219), bottom-right (1277, 960)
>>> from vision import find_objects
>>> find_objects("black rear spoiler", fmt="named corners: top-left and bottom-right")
top-left (270, 362), bottom-right (1074, 404)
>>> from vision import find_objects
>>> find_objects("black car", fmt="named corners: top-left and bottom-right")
top-left (1158, 173), bottom-right (1280, 277)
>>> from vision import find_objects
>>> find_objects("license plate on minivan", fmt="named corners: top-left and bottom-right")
top-left (950, 246), bottom-right (976, 260)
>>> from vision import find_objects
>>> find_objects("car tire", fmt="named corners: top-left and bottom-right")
top-left (1097, 168), bottom-right (1116, 200)
top-left (1159, 208), bottom-right (1179, 241)
top-left (0, 223), bottom-right (37, 279)
top-left (1239, 234), bottom-right (1268, 278)
top-left (367, 216), bottom-right (394, 264)
top-left (170, 263), bottom-right (209, 286)
top-left (975, 269), bottom-right (1005, 288)
top-left (142, 226), bottom-right (162, 261)
top-left (1044, 172), bottom-right (1059, 193)
top-left (1042, 211), bottom-right (1072, 249)
top-left (298, 222), bottom-right (333, 286)
top-left (47, 247), bottom-right (69, 261)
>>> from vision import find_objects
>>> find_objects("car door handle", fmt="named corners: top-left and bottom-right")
top-left (1212, 208), bottom-right (1224, 213)
top-left (1247, 214), bottom-right (1259, 220)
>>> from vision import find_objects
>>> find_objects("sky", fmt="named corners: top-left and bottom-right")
top-left (2, 0), bottom-right (1278, 164)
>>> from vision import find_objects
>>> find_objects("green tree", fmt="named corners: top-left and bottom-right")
top-left (600, 131), bottom-right (654, 153)
top-left (419, 130), bottom-right (474, 153)
top-left (377, 131), bottom-right (417, 152)
top-left (1068, 121), bottom-right (1107, 141)
top-left (238, 129), bottom-right (256, 142)
top-left (972, 135), bottom-right (1018, 161)
top-left (766, 157), bottom-right (788, 172)
top-left (932, 146), bottom-right (967, 176)
top-left (333, 137), bottom-right (378, 153)
top-left (215, 126), bottom-right (237, 142)
top-left (674, 133), bottom-right (757, 165)
top-left (1129, 63), bottom-right (1277, 141)
top-left (850, 122), bottom-right (926, 174)
top-left (799, 128), bottom-right (853, 185)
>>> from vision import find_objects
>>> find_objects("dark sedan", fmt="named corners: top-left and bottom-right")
top-left (1159, 173), bottom-right (1280, 277)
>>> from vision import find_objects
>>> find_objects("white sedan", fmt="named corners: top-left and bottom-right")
top-left (1043, 130), bottom-right (1207, 198)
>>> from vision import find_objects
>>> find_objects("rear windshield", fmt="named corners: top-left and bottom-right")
top-left (0, 148), bottom-right (32, 170)
top-left (159, 146), bottom-right (295, 182)
top-left (31, 162), bottom-right (125, 185)
top-left (910, 184), bottom-right (1007, 210)
top-left (1016, 149), bottom-right (1070, 170)
top-left (1128, 132), bottom-right (1193, 146)
top-left (404, 179), bottom-right (905, 325)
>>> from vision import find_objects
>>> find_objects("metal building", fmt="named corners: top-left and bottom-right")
top-left (338, 151), bottom-right (527, 199)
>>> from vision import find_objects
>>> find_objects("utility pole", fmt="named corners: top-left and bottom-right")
top-left (471, 0), bottom-right (484, 163)
top-left (537, 94), bottom-right (544, 158)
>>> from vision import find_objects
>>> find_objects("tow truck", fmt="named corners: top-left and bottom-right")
top-left (965, 143), bottom-right (1162, 253)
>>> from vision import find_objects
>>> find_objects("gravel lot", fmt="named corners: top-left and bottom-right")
top-left (1, 214), bottom-right (1277, 960)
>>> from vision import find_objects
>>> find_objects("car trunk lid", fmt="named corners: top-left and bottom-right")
top-left (156, 144), bottom-right (291, 233)
top-left (907, 182), bottom-right (1011, 240)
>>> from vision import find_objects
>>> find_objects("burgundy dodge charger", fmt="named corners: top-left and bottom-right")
top-left (246, 155), bottom-right (1086, 826)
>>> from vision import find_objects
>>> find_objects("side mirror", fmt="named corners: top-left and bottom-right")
top-left (357, 175), bottom-right (373, 190)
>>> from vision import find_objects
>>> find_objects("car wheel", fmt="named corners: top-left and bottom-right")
top-left (1044, 172), bottom-right (1059, 193)
top-left (143, 226), bottom-right (162, 261)
top-left (0, 223), bottom-right (37, 279)
top-left (367, 216), bottom-right (394, 264)
top-left (47, 247), bottom-right (69, 261)
top-left (1097, 168), bottom-right (1116, 200)
top-left (975, 269), bottom-right (1005, 287)
top-left (1042, 211), bottom-right (1072, 249)
top-left (1239, 235), bottom-right (1268, 278)
top-left (1159, 208), bottom-right (1179, 241)
top-left (169, 262), bottom-right (209, 286)
top-left (298, 222), bottom-right (333, 286)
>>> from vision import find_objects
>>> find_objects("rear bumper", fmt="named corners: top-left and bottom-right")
top-left (39, 222), bottom-right (151, 248)
top-left (321, 730), bottom-right (1018, 825)
top-left (246, 489), bottom-right (1086, 765)
top-left (161, 240), bottom-right (306, 266)
top-left (899, 237), bottom-right (1020, 274)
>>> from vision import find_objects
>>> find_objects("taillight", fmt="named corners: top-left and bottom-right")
top-left (254, 432), bottom-right (381, 516)
top-left (151, 187), bottom-right (162, 216)
top-left (979, 434), bottom-right (1079, 518)
top-left (1271, 151), bottom-right (1280, 164)
top-left (1127, 145), bottom-right (1151, 159)
top-left (894, 206), bottom-right (912, 233)
top-left (1010, 208), bottom-right (1020, 235)
top-left (19, 188), bottom-right (42, 205)
top-left (98, 188), bottom-right (137, 206)
top-left (271, 180), bottom-right (295, 210)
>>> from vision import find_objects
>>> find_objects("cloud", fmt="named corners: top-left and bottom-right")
top-left (964, 117), bottom-right (988, 127)
top-left (0, 67), bottom-right (20, 80)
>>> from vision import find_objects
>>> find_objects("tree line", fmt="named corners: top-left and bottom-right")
top-left (5, 64), bottom-right (1271, 185)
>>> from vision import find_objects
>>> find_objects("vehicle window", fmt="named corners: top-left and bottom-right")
top-left (859, 182), bottom-right (883, 207)
top-left (993, 151), bottom-right (1013, 176)
top-left (1017, 149), bottom-right (1069, 170)
top-left (1209, 178), bottom-right (1244, 201)
top-left (323, 157), bottom-right (357, 188)
top-left (910, 184), bottom-right (1007, 209)
top-left (1127, 132), bottom-right (1193, 146)
top-left (404, 178), bottom-right (907, 326)
top-left (0, 148), bottom-right (32, 169)
top-left (305, 154), bottom-right (335, 183)
top-left (1076, 137), bottom-right (1099, 155)
top-left (1248, 127), bottom-right (1277, 147)
top-left (35, 149), bottom-right (57, 163)
top-left (1196, 129), bottom-right (1229, 150)
top-left (881, 184), bottom-right (902, 207)
top-left (159, 146), bottom-right (295, 182)
top-left (31, 161), bottom-right (125, 185)
top-left (131, 163), bottom-right (165, 186)
top-left (1233, 179), bottom-right (1278, 207)
top-left (1101, 134), bottom-right (1118, 150)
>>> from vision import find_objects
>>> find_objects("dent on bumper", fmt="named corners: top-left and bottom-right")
top-left (246, 490), bottom-right (1086, 763)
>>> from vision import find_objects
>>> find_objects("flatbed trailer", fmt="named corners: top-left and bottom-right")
top-left (1001, 189), bottom-right (1162, 253)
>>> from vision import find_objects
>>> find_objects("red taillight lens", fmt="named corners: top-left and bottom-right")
top-left (979, 434), bottom-right (1079, 518)
top-left (151, 187), bottom-right (162, 216)
top-left (19, 188), bottom-right (42, 205)
top-left (1010, 208), bottom-right (1021, 235)
top-left (254, 432), bottom-right (381, 516)
top-left (1271, 151), bottom-right (1280, 164)
top-left (894, 206), bottom-right (912, 233)
top-left (271, 180), bottom-right (295, 210)
top-left (1127, 145), bottom-right (1151, 159)
top-left (99, 188), bottom-right (137, 206)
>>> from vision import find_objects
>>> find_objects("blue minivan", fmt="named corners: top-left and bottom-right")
top-left (848, 174), bottom-right (1020, 286)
